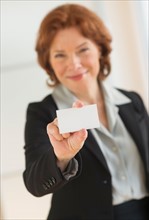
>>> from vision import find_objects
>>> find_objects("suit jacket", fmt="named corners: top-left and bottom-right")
top-left (23, 89), bottom-right (149, 220)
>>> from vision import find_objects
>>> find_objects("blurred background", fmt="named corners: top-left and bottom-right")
top-left (1, 0), bottom-right (148, 219)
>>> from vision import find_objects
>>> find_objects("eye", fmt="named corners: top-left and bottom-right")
top-left (54, 53), bottom-right (65, 58)
top-left (79, 48), bottom-right (89, 53)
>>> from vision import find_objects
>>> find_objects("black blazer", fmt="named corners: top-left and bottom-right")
top-left (23, 90), bottom-right (149, 220)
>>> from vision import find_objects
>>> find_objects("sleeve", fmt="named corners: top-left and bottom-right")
top-left (23, 102), bottom-right (82, 197)
top-left (62, 158), bottom-right (79, 180)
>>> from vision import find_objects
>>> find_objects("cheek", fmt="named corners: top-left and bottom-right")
top-left (52, 62), bottom-right (66, 79)
top-left (84, 55), bottom-right (100, 70)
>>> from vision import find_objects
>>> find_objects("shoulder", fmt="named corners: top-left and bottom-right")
top-left (26, 94), bottom-right (58, 120)
top-left (117, 89), bottom-right (147, 114)
top-left (29, 93), bottom-right (56, 107)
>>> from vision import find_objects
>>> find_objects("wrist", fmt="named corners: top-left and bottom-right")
top-left (57, 159), bottom-right (70, 172)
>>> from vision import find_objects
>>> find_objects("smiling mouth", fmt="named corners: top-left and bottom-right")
top-left (67, 72), bottom-right (87, 81)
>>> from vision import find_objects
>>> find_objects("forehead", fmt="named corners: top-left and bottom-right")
top-left (50, 27), bottom-right (90, 51)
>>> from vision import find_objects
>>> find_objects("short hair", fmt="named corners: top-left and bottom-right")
top-left (35, 3), bottom-right (112, 87)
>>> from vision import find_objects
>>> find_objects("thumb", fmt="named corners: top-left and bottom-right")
top-left (72, 100), bottom-right (84, 108)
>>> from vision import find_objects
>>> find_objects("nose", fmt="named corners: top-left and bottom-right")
top-left (67, 54), bottom-right (82, 71)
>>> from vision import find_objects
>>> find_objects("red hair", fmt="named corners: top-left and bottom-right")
top-left (35, 4), bottom-right (112, 87)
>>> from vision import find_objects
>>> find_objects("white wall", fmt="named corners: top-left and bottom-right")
top-left (1, 1), bottom-right (148, 219)
top-left (103, 0), bottom-right (148, 109)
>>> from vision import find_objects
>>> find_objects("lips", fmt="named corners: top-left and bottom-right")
top-left (67, 71), bottom-right (87, 80)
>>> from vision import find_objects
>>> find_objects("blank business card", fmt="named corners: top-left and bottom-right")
top-left (56, 104), bottom-right (100, 134)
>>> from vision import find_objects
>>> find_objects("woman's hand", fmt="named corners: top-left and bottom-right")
top-left (47, 100), bottom-right (88, 171)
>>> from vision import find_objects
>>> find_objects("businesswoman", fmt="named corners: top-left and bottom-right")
top-left (23, 4), bottom-right (149, 220)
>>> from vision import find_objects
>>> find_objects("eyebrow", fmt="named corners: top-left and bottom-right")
top-left (76, 42), bottom-right (88, 49)
top-left (53, 42), bottom-right (88, 53)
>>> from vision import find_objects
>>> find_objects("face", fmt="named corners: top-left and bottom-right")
top-left (50, 27), bottom-right (100, 94)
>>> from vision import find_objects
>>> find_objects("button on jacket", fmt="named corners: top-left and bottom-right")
top-left (23, 89), bottom-right (149, 220)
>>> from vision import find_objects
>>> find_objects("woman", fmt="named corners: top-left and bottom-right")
top-left (23, 4), bottom-right (149, 220)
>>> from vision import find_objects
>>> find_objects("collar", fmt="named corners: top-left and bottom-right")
top-left (101, 81), bottom-right (131, 105)
top-left (52, 81), bottom-right (131, 110)
top-left (52, 84), bottom-right (77, 110)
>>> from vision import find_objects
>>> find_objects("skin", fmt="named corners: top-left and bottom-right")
top-left (49, 27), bottom-right (100, 102)
top-left (47, 27), bottom-right (108, 171)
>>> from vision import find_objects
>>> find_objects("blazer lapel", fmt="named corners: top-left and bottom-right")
top-left (85, 130), bottom-right (110, 172)
top-left (118, 102), bottom-right (146, 160)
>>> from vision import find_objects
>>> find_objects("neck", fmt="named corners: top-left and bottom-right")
top-left (74, 81), bottom-right (103, 105)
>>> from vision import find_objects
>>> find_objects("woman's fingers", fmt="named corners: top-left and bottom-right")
top-left (47, 118), bottom-right (63, 141)
top-left (53, 118), bottom-right (71, 139)
top-left (47, 118), bottom-right (71, 141)
top-left (62, 132), bottom-right (71, 138)
top-left (68, 129), bottom-right (88, 151)
top-left (47, 99), bottom-right (86, 144)
top-left (46, 117), bottom-right (88, 164)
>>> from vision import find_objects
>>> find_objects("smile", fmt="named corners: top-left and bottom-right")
top-left (67, 72), bottom-right (87, 81)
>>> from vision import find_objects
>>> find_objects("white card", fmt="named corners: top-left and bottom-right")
top-left (56, 104), bottom-right (100, 134)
